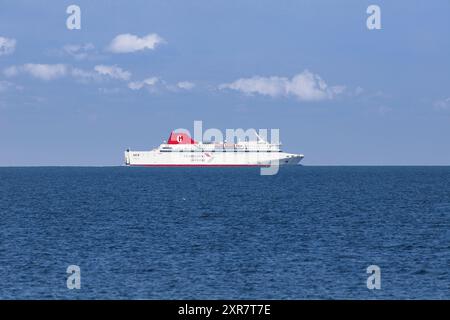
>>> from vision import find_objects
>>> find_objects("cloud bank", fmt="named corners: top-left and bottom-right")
top-left (94, 65), bottom-right (131, 81)
top-left (63, 43), bottom-right (96, 60)
top-left (15, 64), bottom-right (68, 80)
top-left (177, 81), bottom-right (195, 90)
top-left (220, 70), bottom-right (345, 101)
top-left (3, 64), bottom-right (132, 82)
top-left (128, 77), bottom-right (159, 90)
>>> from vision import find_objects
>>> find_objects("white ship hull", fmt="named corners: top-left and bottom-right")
top-left (125, 150), bottom-right (303, 167)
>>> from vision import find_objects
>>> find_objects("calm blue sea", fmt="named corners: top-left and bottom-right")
top-left (0, 166), bottom-right (449, 299)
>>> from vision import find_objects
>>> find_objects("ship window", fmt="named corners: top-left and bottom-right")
top-left (160, 150), bottom-right (172, 152)
top-left (245, 150), bottom-right (249, 152)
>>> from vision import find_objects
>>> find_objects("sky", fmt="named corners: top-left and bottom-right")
top-left (0, 0), bottom-right (449, 165)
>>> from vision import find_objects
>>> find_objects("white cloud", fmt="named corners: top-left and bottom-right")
top-left (72, 65), bottom-right (132, 83)
top-left (128, 78), bottom-right (197, 92)
top-left (220, 70), bottom-right (345, 101)
top-left (22, 64), bottom-right (67, 80)
top-left (128, 82), bottom-right (143, 90)
top-left (107, 33), bottom-right (165, 53)
top-left (221, 76), bottom-right (288, 97)
top-left (128, 77), bottom-right (159, 90)
top-left (434, 98), bottom-right (450, 110)
top-left (71, 67), bottom-right (102, 83)
top-left (4, 63), bottom-right (131, 83)
top-left (4, 64), bottom-right (68, 80)
top-left (2, 61), bottom-right (190, 95)
top-left (177, 81), bottom-right (195, 90)
top-left (63, 43), bottom-right (95, 60)
top-left (94, 65), bottom-right (131, 81)
top-left (0, 37), bottom-right (16, 56)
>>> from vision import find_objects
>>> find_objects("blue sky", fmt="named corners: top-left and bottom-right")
top-left (0, 0), bottom-right (449, 165)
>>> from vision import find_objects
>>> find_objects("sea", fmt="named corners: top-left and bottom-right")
top-left (0, 166), bottom-right (449, 299)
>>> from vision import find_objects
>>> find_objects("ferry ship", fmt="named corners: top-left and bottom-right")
top-left (125, 131), bottom-right (304, 167)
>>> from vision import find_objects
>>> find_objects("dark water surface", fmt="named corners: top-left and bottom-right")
top-left (0, 166), bottom-right (449, 299)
